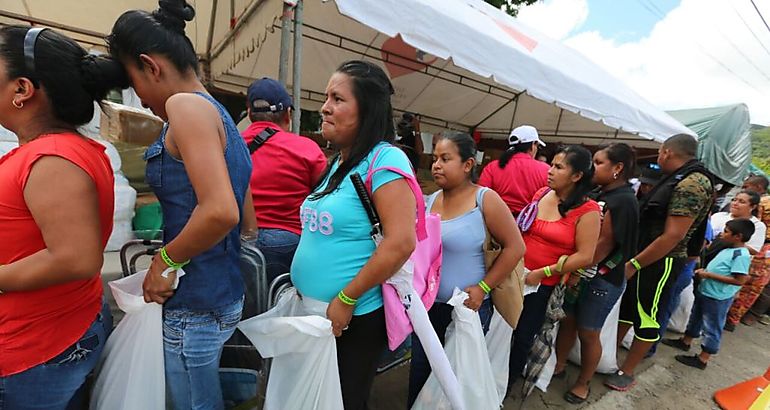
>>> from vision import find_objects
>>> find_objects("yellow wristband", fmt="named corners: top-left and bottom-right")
top-left (629, 258), bottom-right (642, 272)
top-left (338, 290), bottom-right (357, 306)
top-left (478, 280), bottom-right (492, 294)
top-left (160, 247), bottom-right (189, 270)
top-left (544, 265), bottom-right (553, 277)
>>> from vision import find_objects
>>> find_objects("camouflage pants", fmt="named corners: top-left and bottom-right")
top-left (727, 243), bottom-right (770, 326)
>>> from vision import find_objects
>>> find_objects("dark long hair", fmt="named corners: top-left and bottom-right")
top-left (598, 142), bottom-right (637, 181)
top-left (437, 131), bottom-right (478, 182)
top-left (310, 60), bottom-right (396, 200)
top-left (556, 145), bottom-right (594, 216)
top-left (108, 0), bottom-right (198, 74)
top-left (498, 141), bottom-right (533, 169)
top-left (735, 189), bottom-right (761, 217)
top-left (0, 26), bottom-right (127, 126)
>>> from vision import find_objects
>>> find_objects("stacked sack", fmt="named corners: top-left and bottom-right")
top-left (79, 102), bottom-right (138, 252)
top-left (78, 103), bottom-right (137, 252)
top-left (0, 125), bottom-right (18, 158)
top-left (99, 139), bottom-right (137, 251)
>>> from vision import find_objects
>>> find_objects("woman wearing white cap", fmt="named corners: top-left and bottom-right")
top-left (479, 125), bottom-right (549, 217)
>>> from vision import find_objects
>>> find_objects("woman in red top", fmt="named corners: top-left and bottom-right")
top-left (0, 26), bottom-right (127, 408)
top-left (507, 145), bottom-right (601, 391)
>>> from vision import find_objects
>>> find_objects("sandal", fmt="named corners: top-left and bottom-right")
top-left (553, 369), bottom-right (567, 379)
top-left (563, 386), bottom-right (590, 404)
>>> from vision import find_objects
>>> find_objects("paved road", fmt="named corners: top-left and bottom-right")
top-left (101, 251), bottom-right (769, 409)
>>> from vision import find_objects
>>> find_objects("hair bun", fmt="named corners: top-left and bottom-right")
top-left (154, 0), bottom-right (195, 33)
top-left (80, 54), bottom-right (129, 101)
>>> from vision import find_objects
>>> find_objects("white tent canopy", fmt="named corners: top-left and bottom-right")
top-left (1, 0), bottom-right (693, 148)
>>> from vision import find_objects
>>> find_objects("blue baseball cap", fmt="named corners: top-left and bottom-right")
top-left (247, 77), bottom-right (293, 112)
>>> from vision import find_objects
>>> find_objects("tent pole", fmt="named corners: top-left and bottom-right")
top-left (279, 2), bottom-right (293, 86)
top-left (206, 0), bottom-right (219, 59)
top-left (473, 92), bottom-right (521, 129)
top-left (291, 0), bottom-right (303, 134)
top-left (555, 108), bottom-right (564, 137)
top-left (230, 0), bottom-right (236, 27)
top-left (0, 10), bottom-right (105, 39)
top-left (210, 0), bottom-right (268, 61)
top-left (203, 0), bottom-right (219, 86)
top-left (508, 97), bottom-right (520, 131)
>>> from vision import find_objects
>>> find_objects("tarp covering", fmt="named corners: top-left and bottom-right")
top-left (1, 0), bottom-right (694, 148)
top-left (667, 104), bottom-right (752, 186)
top-left (750, 164), bottom-right (767, 178)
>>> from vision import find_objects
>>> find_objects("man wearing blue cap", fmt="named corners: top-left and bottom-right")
top-left (242, 78), bottom-right (327, 283)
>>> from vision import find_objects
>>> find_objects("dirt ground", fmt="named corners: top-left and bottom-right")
top-left (102, 252), bottom-right (770, 410)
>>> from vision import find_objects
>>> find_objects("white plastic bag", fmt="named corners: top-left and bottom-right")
top-left (621, 327), bottom-right (635, 350)
top-left (485, 311), bottom-right (512, 405)
top-left (667, 283), bottom-right (695, 333)
top-left (567, 296), bottom-right (622, 374)
top-left (105, 178), bottom-right (136, 252)
top-left (413, 289), bottom-right (499, 410)
top-left (237, 289), bottom-right (343, 410)
top-left (90, 269), bottom-right (183, 410)
top-left (534, 323), bottom-right (559, 393)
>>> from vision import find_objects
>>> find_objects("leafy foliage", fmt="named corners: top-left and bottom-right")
top-left (751, 125), bottom-right (770, 175)
top-left (483, 0), bottom-right (540, 17)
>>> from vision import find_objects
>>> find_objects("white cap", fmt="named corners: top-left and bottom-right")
top-left (508, 125), bottom-right (545, 147)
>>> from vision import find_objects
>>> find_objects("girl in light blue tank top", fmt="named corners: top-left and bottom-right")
top-left (408, 132), bottom-right (525, 406)
top-left (426, 187), bottom-right (489, 303)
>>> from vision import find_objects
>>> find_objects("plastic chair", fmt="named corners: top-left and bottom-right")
top-left (119, 239), bottom-right (163, 277)
top-left (267, 273), bottom-right (293, 310)
top-left (220, 242), bottom-right (269, 409)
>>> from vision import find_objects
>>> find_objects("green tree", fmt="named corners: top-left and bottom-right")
top-left (751, 125), bottom-right (770, 175)
top-left (484, 0), bottom-right (540, 17)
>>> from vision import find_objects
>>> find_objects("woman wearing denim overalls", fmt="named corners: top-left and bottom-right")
top-left (108, 1), bottom-right (252, 408)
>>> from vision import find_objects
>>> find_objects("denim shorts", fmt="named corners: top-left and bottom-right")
top-left (570, 277), bottom-right (625, 331)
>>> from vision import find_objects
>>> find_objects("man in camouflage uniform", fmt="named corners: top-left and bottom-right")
top-left (606, 134), bottom-right (714, 391)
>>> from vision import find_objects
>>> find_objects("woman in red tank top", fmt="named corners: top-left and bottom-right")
top-left (0, 26), bottom-right (127, 408)
top-left (507, 145), bottom-right (601, 392)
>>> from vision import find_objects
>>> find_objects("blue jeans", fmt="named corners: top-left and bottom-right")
top-left (407, 299), bottom-right (493, 407)
top-left (256, 228), bottom-right (300, 284)
top-left (684, 290), bottom-right (732, 354)
top-left (649, 260), bottom-right (696, 355)
top-left (163, 298), bottom-right (243, 410)
top-left (0, 305), bottom-right (109, 410)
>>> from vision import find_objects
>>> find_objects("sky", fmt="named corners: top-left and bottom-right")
top-left (516, 0), bottom-right (770, 125)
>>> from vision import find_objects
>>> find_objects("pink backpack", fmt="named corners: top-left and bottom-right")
top-left (360, 147), bottom-right (442, 351)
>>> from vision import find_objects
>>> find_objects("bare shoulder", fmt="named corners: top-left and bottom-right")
top-left (165, 92), bottom-right (219, 120)
top-left (481, 186), bottom-right (504, 204)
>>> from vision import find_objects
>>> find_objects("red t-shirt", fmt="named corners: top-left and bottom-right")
top-left (242, 122), bottom-right (327, 235)
top-left (479, 153), bottom-right (549, 215)
top-left (0, 133), bottom-right (114, 376)
top-left (523, 188), bottom-right (600, 287)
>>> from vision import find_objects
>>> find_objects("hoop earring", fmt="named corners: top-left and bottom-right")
top-left (12, 100), bottom-right (23, 109)
top-left (612, 172), bottom-right (618, 180)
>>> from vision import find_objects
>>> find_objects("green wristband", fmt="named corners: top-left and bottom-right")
top-left (160, 247), bottom-right (189, 270)
top-left (629, 258), bottom-right (642, 272)
top-left (338, 290), bottom-right (357, 306)
top-left (544, 265), bottom-right (553, 277)
top-left (478, 280), bottom-right (492, 294)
